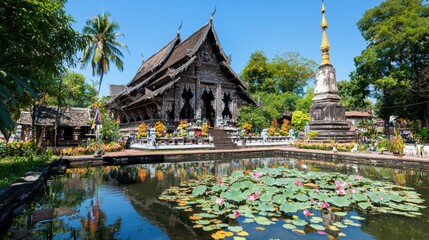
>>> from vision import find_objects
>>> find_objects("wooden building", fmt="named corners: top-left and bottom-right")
top-left (106, 20), bottom-right (255, 134)
top-left (16, 106), bottom-right (92, 146)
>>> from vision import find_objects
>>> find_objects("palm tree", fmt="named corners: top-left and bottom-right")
top-left (82, 13), bottom-right (128, 94)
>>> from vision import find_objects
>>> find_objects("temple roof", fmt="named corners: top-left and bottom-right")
top-left (108, 20), bottom-right (254, 109)
top-left (17, 106), bottom-right (91, 127)
top-left (109, 84), bottom-right (127, 97)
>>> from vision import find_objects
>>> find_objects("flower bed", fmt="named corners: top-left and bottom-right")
top-left (58, 142), bottom-right (124, 156)
top-left (294, 140), bottom-right (355, 152)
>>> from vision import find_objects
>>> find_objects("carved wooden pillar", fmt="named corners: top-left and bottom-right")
top-left (215, 84), bottom-right (222, 127)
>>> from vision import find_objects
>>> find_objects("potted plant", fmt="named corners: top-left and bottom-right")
top-left (389, 128), bottom-right (405, 156)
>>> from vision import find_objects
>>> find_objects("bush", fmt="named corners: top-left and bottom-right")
top-left (1, 141), bottom-right (41, 157)
top-left (294, 140), bottom-right (355, 152)
top-left (291, 111), bottom-right (309, 132)
top-left (376, 139), bottom-right (391, 152)
top-left (416, 127), bottom-right (429, 143)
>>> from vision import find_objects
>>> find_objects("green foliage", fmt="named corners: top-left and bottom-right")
top-left (98, 97), bottom-right (120, 143)
top-left (1, 141), bottom-right (41, 158)
top-left (305, 131), bottom-right (318, 140)
top-left (82, 12), bottom-right (128, 93)
top-left (295, 87), bottom-right (314, 113)
top-left (376, 139), bottom-right (391, 152)
top-left (42, 71), bottom-right (97, 108)
top-left (291, 111), bottom-right (309, 132)
top-left (241, 51), bottom-right (317, 95)
top-left (416, 127), bottom-right (429, 143)
top-left (294, 141), bottom-right (356, 152)
top-left (0, 145), bottom-right (55, 187)
top-left (353, 0), bottom-right (429, 121)
top-left (0, 0), bottom-right (83, 139)
top-left (337, 79), bottom-right (372, 111)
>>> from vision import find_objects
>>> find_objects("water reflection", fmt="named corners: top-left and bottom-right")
top-left (4, 157), bottom-right (429, 239)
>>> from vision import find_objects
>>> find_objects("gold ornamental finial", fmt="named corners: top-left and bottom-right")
top-left (320, 0), bottom-right (331, 65)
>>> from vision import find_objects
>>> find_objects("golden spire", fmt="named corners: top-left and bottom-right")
top-left (320, 0), bottom-right (331, 65)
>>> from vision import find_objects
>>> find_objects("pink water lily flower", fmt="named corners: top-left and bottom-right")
top-left (355, 175), bottom-right (363, 181)
top-left (234, 211), bottom-right (240, 218)
top-left (303, 209), bottom-right (311, 217)
top-left (215, 197), bottom-right (224, 205)
top-left (321, 202), bottom-right (330, 208)
top-left (310, 198), bottom-right (315, 203)
top-left (248, 191), bottom-right (259, 201)
top-left (349, 189), bottom-right (357, 194)
top-left (217, 178), bottom-right (222, 184)
top-left (380, 196), bottom-right (384, 201)
top-left (335, 181), bottom-right (346, 188)
top-left (294, 179), bottom-right (303, 186)
top-left (315, 188), bottom-right (320, 193)
top-left (253, 172), bottom-right (263, 179)
top-left (336, 187), bottom-right (346, 195)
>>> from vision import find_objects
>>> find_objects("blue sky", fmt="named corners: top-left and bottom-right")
top-left (65, 0), bottom-right (384, 96)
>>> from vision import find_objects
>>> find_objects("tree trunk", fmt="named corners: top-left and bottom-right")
top-left (97, 72), bottom-right (104, 95)
top-left (31, 101), bottom-right (37, 145)
top-left (423, 102), bottom-right (429, 127)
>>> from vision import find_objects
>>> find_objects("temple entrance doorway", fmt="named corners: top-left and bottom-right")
top-left (201, 90), bottom-right (215, 127)
top-left (222, 93), bottom-right (232, 119)
top-left (180, 89), bottom-right (194, 120)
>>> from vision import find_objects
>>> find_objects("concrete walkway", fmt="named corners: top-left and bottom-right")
top-left (62, 146), bottom-right (429, 169)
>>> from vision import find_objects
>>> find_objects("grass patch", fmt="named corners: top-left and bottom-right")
top-left (0, 155), bottom-right (55, 188)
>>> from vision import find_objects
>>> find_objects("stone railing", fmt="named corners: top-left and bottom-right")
top-left (231, 136), bottom-right (293, 146)
top-left (134, 137), bottom-right (212, 147)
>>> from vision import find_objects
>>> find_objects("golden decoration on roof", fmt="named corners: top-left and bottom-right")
top-left (320, 0), bottom-right (331, 65)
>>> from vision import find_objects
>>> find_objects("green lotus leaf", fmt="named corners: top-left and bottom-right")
top-left (275, 178), bottom-right (290, 186)
top-left (243, 218), bottom-right (255, 223)
top-left (332, 222), bottom-right (347, 228)
top-left (352, 193), bottom-right (368, 202)
top-left (203, 225), bottom-right (217, 231)
top-left (261, 176), bottom-right (276, 186)
top-left (273, 195), bottom-right (285, 204)
top-left (231, 182), bottom-right (245, 191)
top-left (217, 223), bottom-right (229, 228)
top-left (310, 217), bottom-right (324, 223)
top-left (367, 192), bottom-right (381, 203)
top-left (282, 190), bottom-right (296, 198)
top-left (292, 219), bottom-right (307, 226)
top-left (192, 185), bottom-right (207, 196)
top-left (329, 197), bottom-right (351, 207)
top-left (310, 224), bottom-right (326, 231)
top-left (224, 189), bottom-right (245, 202)
top-left (256, 219), bottom-right (275, 225)
top-left (280, 202), bottom-right (298, 213)
top-left (260, 193), bottom-right (272, 202)
top-left (199, 213), bottom-right (217, 218)
top-left (242, 181), bottom-right (254, 189)
top-left (266, 186), bottom-right (279, 194)
top-left (258, 202), bottom-right (275, 212)
top-left (233, 237), bottom-right (246, 240)
top-left (195, 220), bottom-right (211, 225)
top-left (334, 212), bottom-right (347, 217)
top-left (295, 194), bottom-right (309, 202)
top-left (282, 223), bottom-right (297, 230)
top-left (231, 170), bottom-right (244, 178)
top-left (358, 202), bottom-right (373, 209)
top-left (212, 184), bottom-right (227, 192)
top-left (228, 226), bottom-right (244, 232)
top-left (317, 193), bottom-right (330, 201)
top-left (350, 215), bottom-right (366, 220)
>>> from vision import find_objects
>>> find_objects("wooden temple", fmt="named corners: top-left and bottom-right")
top-left (106, 19), bottom-right (255, 134)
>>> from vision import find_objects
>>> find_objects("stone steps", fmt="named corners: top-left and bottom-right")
top-left (209, 128), bottom-right (238, 150)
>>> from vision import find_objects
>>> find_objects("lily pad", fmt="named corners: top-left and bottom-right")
top-left (192, 185), bottom-right (207, 196)
top-left (228, 226), bottom-right (244, 233)
top-left (292, 219), bottom-right (307, 226)
top-left (310, 224), bottom-right (326, 231)
top-left (282, 223), bottom-right (297, 230)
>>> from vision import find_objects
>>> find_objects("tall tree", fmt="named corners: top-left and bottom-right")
top-left (241, 50), bottom-right (316, 95)
top-left (353, 0), bottom-right (429, 124)
top-left (42, 71), bottom-right (98, 108)
top-left (82, 13), bottom-right (128, 94)
top-left (0, 0), bottom-right (82, 139)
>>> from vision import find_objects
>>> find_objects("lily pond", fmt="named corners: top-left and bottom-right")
top-left (3, 156), bottom-right (429, 240)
